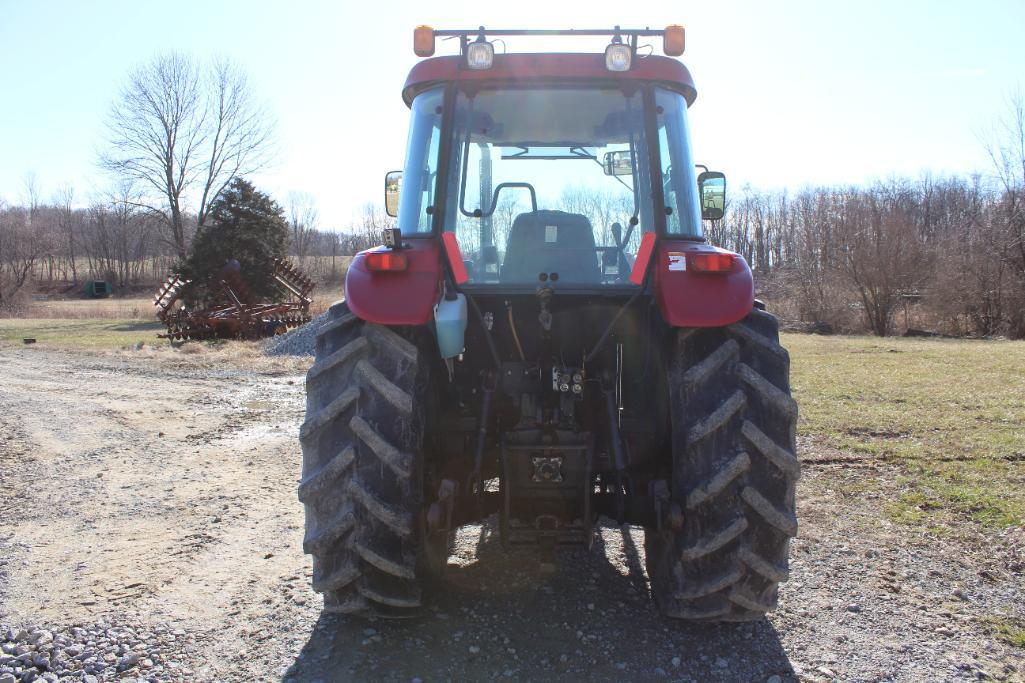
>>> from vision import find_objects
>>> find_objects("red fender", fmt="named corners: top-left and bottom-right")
top-left (653, 241), bottom-right (754, 327)
top-left (344, 240), bottom-right (443, 325)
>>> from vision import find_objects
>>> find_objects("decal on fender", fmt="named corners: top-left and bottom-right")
top-left (667, 252), bottom-right (686, 271)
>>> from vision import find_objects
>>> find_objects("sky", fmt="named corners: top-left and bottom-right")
top-left (1, 0), bottom-right (1023, 230)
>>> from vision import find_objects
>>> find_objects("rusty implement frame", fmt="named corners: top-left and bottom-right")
top-left (153, 259), bottom-right (315, 341)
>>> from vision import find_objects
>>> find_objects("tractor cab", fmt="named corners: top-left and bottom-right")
top-left (384, 27), bottom-right (725, 293)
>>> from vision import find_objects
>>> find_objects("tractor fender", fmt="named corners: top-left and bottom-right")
top-left (344, 240), bottom-right (443, 325)
top-left (653, 241), bottom-right (754, 327)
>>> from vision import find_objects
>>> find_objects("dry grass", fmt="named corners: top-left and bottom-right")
top-left (310, 286), bottom-right (344, 316)
top-left (16, 298), bottom-right (158, 319)
top-left (10, 283), bottom-right (346, 320)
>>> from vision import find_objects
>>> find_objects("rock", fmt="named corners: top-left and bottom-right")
top-left (767, 675), bottom-right (782, 683)
top-left (469, 646), bottom-right (480, 654)
top-left (118, 652), bottom-right (141, 670)
top-left (0, 674), bottom-right (13, 683)
top-left (615, 662), bottom-right (627, 670)
top-left (715, 657), bottom-right (728, 668)
top-left (265, 313), bottom-right (328, 356)
top-left (846, 603), bottom-right (862, 613)
top-left (672, 656), bottom-right (681, 667)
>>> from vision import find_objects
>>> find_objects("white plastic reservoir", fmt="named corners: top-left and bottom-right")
top-left (434, 292), bottom-right (467, 359)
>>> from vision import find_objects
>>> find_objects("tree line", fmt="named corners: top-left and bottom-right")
top-left (714, 172), bottom-right (1023, 337)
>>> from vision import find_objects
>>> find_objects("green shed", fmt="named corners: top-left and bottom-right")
top-left (84, 280), bottom-right (112, 298)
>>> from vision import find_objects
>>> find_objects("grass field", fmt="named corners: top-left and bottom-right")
top-left (786, 333), bottom-right (1025, 531)
top-left (0, 318), bottom-right (167, 349)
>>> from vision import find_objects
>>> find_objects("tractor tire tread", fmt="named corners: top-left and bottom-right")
top-left (299, 301), bottom-right (428, 617)
top-left (647, 309), bottom-right (799, 621)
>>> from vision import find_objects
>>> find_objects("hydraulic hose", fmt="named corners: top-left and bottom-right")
top-left (507, 304), bottom-right (525, 361)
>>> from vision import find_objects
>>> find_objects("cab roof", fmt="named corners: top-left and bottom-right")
top-left (402, 54), bottom-right (697, 107)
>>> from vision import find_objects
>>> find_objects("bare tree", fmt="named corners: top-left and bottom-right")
top-left (100, 52), bottom-right (274, 259)
top-left (21, 171), bottom-right (41, 224)
top-left (54, 184), bottom-right (78, 283)
top-left (984, 90), bottom-right (1025, 336)
top-left (196, 58), bottom-right (274, 227)
top-left (287, 191), bottom-right (319, 264)
top-left (0, 202), bottom-right (45, 309)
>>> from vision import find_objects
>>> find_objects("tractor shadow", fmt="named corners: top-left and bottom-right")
top-left (284, 518), bottom-right (795, 681)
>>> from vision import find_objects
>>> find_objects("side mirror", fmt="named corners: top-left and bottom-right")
top-left (603, 150), bottom-right (633, 176)
top-left (697, 171), bottom-right (726, 220)
top-left (384, 170), bottom-right (402, 217)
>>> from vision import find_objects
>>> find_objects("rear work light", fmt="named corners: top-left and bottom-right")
top-left (688, 252), bottom-right (735, 273)
top-left (466, 37), bottom-right (494, 69)
top-left (365, 251), bottom-right (409, 272)
top-left (605, 42), bottom-right (632, 71)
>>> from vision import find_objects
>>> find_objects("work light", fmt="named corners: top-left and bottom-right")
top-left (466, 38), bottom-right (494, 70)
top-left (604, 42), bottom-right (632, 72)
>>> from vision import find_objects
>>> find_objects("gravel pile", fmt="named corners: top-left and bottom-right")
top-left (264, 312), bottom-right (327, 357)
top-left (0, 620), bottom-right (196, 682)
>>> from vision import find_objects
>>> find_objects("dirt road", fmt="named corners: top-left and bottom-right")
top-left (0, 346), bottom-right (1021, 681)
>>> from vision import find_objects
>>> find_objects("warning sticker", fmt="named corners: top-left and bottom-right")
top-left (545, 225), bottom-right (558, 243)
top-left (668, 252), bottom-right (687, 271)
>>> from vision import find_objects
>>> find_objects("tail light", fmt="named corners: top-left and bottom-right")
top-left (365, 251), bottom-right (408, 272)
top-left (689, 252), bottom-right (735, 273)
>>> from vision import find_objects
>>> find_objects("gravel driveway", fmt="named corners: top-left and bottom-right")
top-left (0, 346), bottom-right (1021, 682)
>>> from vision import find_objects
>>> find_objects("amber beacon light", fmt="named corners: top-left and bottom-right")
top-left (663, 24), bottom-right (685, 56)
top-left (414, 25), bottom-right (435, 57)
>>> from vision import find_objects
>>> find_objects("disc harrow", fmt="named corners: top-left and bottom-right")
top-left (154, 260), bottom-right (314, 342)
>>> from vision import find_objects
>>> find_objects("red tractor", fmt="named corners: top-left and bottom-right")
top-left (299, 26), bottom-right (799, 621)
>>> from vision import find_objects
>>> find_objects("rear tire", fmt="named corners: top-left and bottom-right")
top-left (299, 301), bottom-right (435, 616)
top-left (646, 309), bottom-right (800, 621)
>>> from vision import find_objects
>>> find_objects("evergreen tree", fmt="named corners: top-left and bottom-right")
top-left (179, 177), bottom-right (288, 301)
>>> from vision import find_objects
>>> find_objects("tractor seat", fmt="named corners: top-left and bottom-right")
top-left (501, 210), bottom-right (600, 284)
